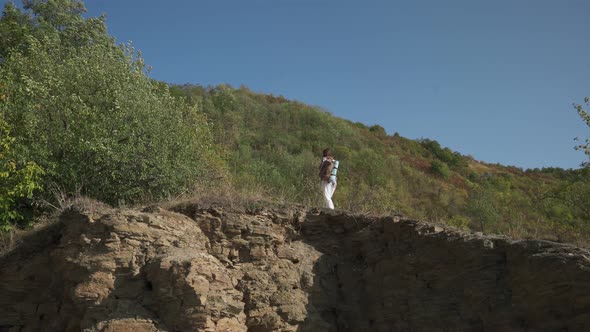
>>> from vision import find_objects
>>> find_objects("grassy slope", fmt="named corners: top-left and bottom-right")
top-left (169, 83), bottom-right (589, 244)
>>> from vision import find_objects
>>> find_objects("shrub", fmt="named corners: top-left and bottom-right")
top-left (369, 124), bottom-right (387, 137)
top-left (430, 160), bottom-right (450, 179)
top-left (446, 215), bottom-right (471, 230)
top-left (0, 2), bottom-right (226, 206)
top-left (0, 120), bottom-right (43, 230)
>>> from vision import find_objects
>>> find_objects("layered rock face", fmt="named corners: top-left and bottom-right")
top-left (1, 203), bottom-right (590, 331)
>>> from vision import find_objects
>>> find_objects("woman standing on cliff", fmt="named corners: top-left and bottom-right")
top-left (319, 148), bottom-right (338, 209)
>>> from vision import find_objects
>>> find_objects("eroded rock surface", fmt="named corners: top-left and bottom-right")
top-left (1, 203), bottom-right (590, 331)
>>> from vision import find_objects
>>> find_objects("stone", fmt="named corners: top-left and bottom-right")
top-left (0, 205), bottom-right (589, 331)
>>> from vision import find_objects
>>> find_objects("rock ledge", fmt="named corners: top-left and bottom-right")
top-left (1, 204), bottom-right (589, 331)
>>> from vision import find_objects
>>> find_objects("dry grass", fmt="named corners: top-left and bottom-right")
top-left (0, 215), bottom-right (53, 256)
top-left (40, 184), bottom-right (110, 212)
top-left (0, 194), bottom-right (111, 257)
top-left (147, 180), bottom-right (322, 216)
top-left (3, 185), bottom-right (589, 257)
top-left (53, 195), bottom-right (112, 214)
top-left (468, 160), bottom-right (494, 174)
top-left (0, 228), bottom-right (18, 255)
top-left (157, 183), bottom-right (285, 213)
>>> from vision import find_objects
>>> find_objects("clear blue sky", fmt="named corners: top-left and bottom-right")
top-left (6, 0), bottom-right (590, 169)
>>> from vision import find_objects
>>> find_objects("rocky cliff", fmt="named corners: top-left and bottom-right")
top-left (1, 202), bottom-right (590, 331)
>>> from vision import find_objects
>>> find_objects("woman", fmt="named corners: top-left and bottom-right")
top-left (319, 148), bottom-right (337, 209)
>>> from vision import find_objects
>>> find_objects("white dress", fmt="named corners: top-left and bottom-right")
top-left (320, 157), bottom-right (336, 209)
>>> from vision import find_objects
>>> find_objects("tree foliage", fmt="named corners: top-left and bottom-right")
top-left (574, 97), bottom-right (590, 166)
top-left (0, 119), bottom-right (43, 230)
top-left (0, 1), bottom-right (225, 212)
top-left (430, 160), bottom-right (450, 179)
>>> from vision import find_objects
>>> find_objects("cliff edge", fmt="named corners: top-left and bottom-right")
top-left (1, 202), bottom-right (589, 331)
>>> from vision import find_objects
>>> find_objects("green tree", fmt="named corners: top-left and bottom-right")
top-left (574, 97), bottom-right (590, 165)
top-left (0, 119), bottom-right (43, 230)
top-left (447, 215), bottom-right (470, 230)
top-left (430, 159), bottom-right (450, 179)
top-left (0, 2), bottom-right (33, 61)
top-left (467, 188), bottom-right (500, 233)
top-left (0, 1), bottom-right (226, 205)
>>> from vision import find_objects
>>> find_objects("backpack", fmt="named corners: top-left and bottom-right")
top-left (319, 158), bottom-right (334, 181)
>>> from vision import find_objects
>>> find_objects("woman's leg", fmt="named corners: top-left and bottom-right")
top-left (322, 181), bottom-right (335, 209)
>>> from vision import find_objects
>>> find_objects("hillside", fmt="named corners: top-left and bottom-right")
top-left (169, 84), bottom-right (590, 245)
top-left (0, 0), bottom-right (588, 247)
top-left (1, 201), bottom-right (589, 331)
top-left (2, 2), bottom-right (590, 330)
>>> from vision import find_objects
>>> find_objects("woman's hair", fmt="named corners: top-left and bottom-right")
top-left (322, 148), bottom-right (333, 157)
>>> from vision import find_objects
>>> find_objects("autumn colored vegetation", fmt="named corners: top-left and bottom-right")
top-left (169, 84), bottom-right (590, 245)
